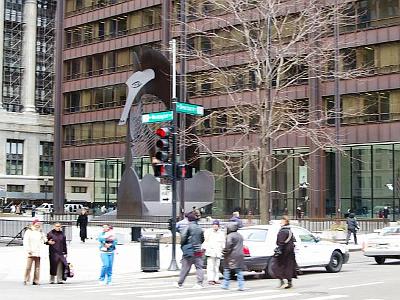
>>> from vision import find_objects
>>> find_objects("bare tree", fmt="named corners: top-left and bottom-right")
top-left (175, 0), bottom-right (365, 223)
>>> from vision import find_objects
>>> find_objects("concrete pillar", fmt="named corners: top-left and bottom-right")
top-left (0, 0), bottom-right (5, 109)
top-left (21, 0), bottom-right (37, 113)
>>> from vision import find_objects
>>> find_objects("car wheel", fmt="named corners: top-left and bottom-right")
top-left (263, 264), bottom-right (273, 279)
top-left (374, 257), bottom-right (386, 264)
top-left (325, 250), bottom-right (343, 273)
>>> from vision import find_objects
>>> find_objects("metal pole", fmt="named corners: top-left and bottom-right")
top-left (168, 39), bottom-right (179, 271)
top-left (334, 0), bottom-right (341, 218)
top-left (179, 0), bottom-right (187, 219)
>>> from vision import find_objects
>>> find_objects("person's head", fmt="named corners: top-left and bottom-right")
top-left (280, 215), bottom-right (290, 226)
top-left (212, 220), bottom-right (220, 230)
top-left (349, 213), bottom-right (355, 218)
top-left (232, 211), bottom-right (240, 218)
top-left (102, 224), bottom-right (111, 232)
top-left (32, 219), bottom-right (41, 230)
top-left (53, 222), bottom-right (62, 231)
top-left (187, 212), bottom-right (198, 222)
top-left (81, 209), bottom-right (87, 215)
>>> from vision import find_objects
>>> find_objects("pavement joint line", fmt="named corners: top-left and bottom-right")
top-left (302, 295), bottom-right (348, 300)
top-left (166, 292), bottom-right (301, 300)
top-left (86, 286), bottom-right (188, 294)
top-left (60, 280), bottom-right (173, 290)
top-left (141, 288), bottom-right (282, 298)
top-left (329, 281), bottom-right (384, 290)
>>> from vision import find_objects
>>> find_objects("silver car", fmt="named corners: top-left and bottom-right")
top-left (363, 226), bottom-right (400, 264)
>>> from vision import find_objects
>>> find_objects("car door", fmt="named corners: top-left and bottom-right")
top-left (291, 226), bottom-right (323, 267)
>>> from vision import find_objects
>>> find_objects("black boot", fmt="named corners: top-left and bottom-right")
top-left (278, 279), bottom-right (285, 288)
top-left (285, 280), bottom-right (293, 289)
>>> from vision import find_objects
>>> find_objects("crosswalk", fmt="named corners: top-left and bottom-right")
top-left (39, 274), bottom-right (374, 300)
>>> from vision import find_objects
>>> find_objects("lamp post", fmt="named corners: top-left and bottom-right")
top-left (44, 178), bottom-right (49, 203)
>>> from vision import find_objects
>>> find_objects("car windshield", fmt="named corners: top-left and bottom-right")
top-left (380, 227), bottom-right (400, 236)
top-left (239, 229), bottom-right (268, 242)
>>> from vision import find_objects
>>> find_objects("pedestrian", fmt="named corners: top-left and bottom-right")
top-left (296, 207), bottom-right (302, 219)
top-left (98, 224), bottom-right (117, 285)
top-left (174, 212), bottom-right (204, 289)
top-left (203, 220), bottom-right (225, 285)
top-left (383, 206), bottom-right (390, 225)
top-left (221, 222), bottom-right (245, 291)
top-left (345, 213), bottom-right (359, 245)
top-left (23, 219), bottom-right (46, 285)
top-left (77, 209), bottom-right (88, 243)
top-left (176, 213), bottom-right (189, 234)
top-left (31, 205), bottom-right (36, 217)
top-left (269, 216), bottom-right (297, 289)
top-left (46, 222), bottom-right (68, 284)
top-left (16, 203), bottom-right (21, 215)
top-left (229, 211), bottom-right (243, 228)
top-left (11, 204), bottom-right (16, 214)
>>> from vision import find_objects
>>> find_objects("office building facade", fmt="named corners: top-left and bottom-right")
top-left (58, 0), bottom-right (400, 219)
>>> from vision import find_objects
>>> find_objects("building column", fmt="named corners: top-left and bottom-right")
top-left (21, 0), bottom-right (37, 113)
top-left (0, 0), bottom-right (5, 110)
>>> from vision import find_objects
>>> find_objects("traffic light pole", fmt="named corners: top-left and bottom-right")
top-left (168, 39), bottom-right (179, 271)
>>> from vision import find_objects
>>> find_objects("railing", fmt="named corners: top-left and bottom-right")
top-left (0, 219), bottom-right (72, 244)
top-left (297, 218), bottom-right (390, 233)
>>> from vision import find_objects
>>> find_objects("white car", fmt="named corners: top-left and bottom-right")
top-left (232, 225), bottom-right (349, 277)
top-left (36, 203), bottom-right (53, 213)
top-left (363, 226), bottom-right (400, 264)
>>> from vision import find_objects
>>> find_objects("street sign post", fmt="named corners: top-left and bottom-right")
top-left (142, 111), bottom-right (173, 123)
top-left (176, 102), bottom-right (204, 116)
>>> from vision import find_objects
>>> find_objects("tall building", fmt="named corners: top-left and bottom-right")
top-left (0, 0), bottom-right (56, 206)
top-left (57, 0), bottom-right (400, 219)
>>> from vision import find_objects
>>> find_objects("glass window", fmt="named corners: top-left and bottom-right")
top-left (291, 227), bottom-right (316, 243)
top-left (71, 162), bottom-right (86, 177)
top-left (6, 139), bottom-right (23, 175)
top-left (239, 229), bottom-right (268, 242)
top-left (39, 142), bottom-right (54, 176)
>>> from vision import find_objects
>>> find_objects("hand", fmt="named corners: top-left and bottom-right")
top-left (48, 240), bottom-right (56, 245)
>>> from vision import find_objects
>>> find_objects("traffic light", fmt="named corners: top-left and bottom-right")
top-left (168, 218), bottom-right (173, 231)
top-left (176, 163), bottom-right (193, 179)
top-left (154, 163), bottom-right (173, 178)
top-left (155, 127), bottom-right (171, 162)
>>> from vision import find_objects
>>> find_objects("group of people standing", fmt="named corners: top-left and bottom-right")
top-left (23, 208), bottom-right (118, 286)
top-left (175, 211), bottom-right (298, 291)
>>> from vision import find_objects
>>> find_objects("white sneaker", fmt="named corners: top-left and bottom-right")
top-left (192, 283), bottom-right (203, 289)
top-left (173, 282), bottom-right (182, 288)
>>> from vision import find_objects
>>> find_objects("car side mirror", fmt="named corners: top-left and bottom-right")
top-left (314, 236), bottom-right (320, 242)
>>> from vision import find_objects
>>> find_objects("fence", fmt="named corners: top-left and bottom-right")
top-left (297, 218), bottom-right (391, 233)
top-left (0, 219), bottom-right (72, 244)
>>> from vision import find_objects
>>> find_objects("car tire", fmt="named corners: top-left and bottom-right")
top-left (263, 263), bottom-right (273, 279)
top-left (325, 250), bottom-right (343, 273)
top-left (374, 257), bottom-right (386, 264)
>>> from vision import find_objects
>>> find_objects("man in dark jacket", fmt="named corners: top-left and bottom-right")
top-left (346, 213), bottom-right (360, 245)
top-left (46, 222), bottom-right (68, 284)
top-left (174, 212), bottom-right (204, 289)
top-left (76, 209), bottom-right (88, 243)
top-left (221, 222), bottom-right (245, 291)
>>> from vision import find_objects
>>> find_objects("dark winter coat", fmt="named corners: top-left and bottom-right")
top-left (77, 214), bottom-right (88, 240)
top-left (269, 226), bottom-right (297, 280)
top-left (181, 221), bottom-right (204, 253)
top-left (46, 229), bottom-right (68, 276)
top-left (222, 222), bottom-right (244, 270)
top-left (346, 215), bottom-right (359, 232)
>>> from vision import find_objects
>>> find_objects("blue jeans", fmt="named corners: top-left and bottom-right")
top-left (100, 252), bottom-right (114, 283)
top-left (222, 268), bottom-right (244, 290)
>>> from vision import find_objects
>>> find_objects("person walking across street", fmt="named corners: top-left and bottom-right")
top-left (221, 222), bottom-right (245, 291)
top-left (269, 216), bottom-right (297, 289)
top-left (98, 224), bottom-right (117, 285)
top-left (23, 219), bottom-right (46, 285)
top-left (46, 222), bottom-right (68, 284)
top-left (174, 212), bottom-right (204, 289)
top-left (229, 211), bottom-right (243, 228)
top-left (345, 213), bottom-right (360, 245)
top-left (203, 220), bottom-right (225, 285)
top-left (76, 209), bottom-right (88, 243)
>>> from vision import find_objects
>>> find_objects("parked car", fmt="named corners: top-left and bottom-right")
top-left (36, 203), bottom-right (83, 214)
top-left (36, 203), bottom-right (53, 213)
top-left (222, 224), bottom-right (349, 277)
top-left (363, 226), bottom-right (400, 264)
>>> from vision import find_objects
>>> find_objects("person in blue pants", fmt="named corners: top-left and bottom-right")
top-left (98, 224), bottom-right (117, 285)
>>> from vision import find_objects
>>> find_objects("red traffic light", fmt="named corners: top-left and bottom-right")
top-left (155, 127), bottom-right (171, 138)
top-left (154, 163), bottom-right (173, 178)
top-left (176, 164), bottom-right (193, 179)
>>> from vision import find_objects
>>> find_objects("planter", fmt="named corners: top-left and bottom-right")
top-left (320, 230), bottom-right (347, 242)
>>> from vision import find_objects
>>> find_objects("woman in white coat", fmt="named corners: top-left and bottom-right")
top-left (23, 219), bottom-right (46, 285)
top-left (203, 220), bottom-right (225, 285)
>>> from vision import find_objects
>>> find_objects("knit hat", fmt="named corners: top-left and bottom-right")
top-left (32, 219), bottom-right (40, 225)
top-left (212, 220), bottom-right (220, 226)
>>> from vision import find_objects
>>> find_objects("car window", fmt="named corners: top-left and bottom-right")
top-left (291, 227), bottom-right (316, 243)
top-left (239, 229), bottom-right (268, 242)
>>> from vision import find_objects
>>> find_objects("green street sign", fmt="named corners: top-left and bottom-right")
top-left (142, 111), bottom-right (173, 123)
top-left (176, 102), bottom-right (204, 116)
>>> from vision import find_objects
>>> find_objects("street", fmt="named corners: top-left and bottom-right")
top-left (0, 251), bottom-right (398, 300)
